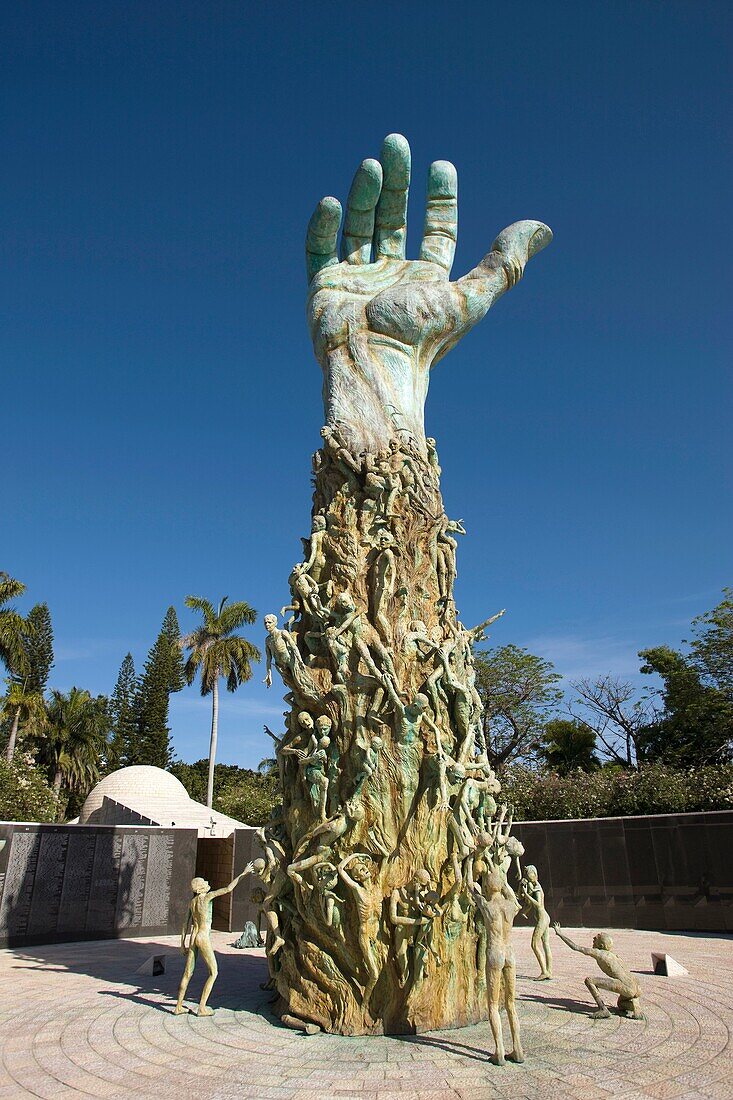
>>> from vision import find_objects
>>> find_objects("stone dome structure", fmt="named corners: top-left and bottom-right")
top-left (79, 764), bottom-right (246, 837)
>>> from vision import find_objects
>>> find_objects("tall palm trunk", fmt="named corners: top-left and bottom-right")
top-left (5, 706), bottom-right (21, 761)
top-left (206, 673), bottom-right (219, 808)
top-left (52, 767), bottom-right (64, 821)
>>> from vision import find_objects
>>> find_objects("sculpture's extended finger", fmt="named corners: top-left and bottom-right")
top-left (342, 158), bottom-right (383, 264)
top-left (419, 160), bottom-right (458, 272)
top-left (374, 133), bottom-right (411, 260)
top-left (306, 197), bottom-right (342, 283)
top-left (457, 220), bottom-right (553, 317)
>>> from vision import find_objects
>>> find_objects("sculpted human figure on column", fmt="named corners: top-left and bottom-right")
top-left (263, 614), bottom-right (319, 701)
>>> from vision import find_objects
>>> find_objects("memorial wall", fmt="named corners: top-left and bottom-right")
top-left (513, 810), bottom-right (733, 933)
top-left (0, 822), bottom-right (197, 948)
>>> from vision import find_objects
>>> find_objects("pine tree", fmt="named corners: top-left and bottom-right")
top-left (107, 653), bottom-right (137, 771)
top-left (162, 605), bottom-right (185, 692)
top-left (24, 603), bottom-right (54, 694)
top-left (131, 607), bottom-right (184, 768)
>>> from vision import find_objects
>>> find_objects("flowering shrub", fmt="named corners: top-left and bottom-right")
top-left (0, 753), bottom-right (57, 822)
top-left (500, 763), bottom-right (733, 821)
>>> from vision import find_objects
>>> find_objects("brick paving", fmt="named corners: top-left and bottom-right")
top-left (1, 927), bottom-right (731, 1099)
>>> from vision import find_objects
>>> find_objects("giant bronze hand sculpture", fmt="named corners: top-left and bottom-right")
top-left (263, 135), bottom-right (551, 1036)
top-left (306, 134), bottom-right (552, 452)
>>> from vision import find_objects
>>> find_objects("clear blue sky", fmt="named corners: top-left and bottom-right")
top-left (3, 2), bottom-right (731, 768)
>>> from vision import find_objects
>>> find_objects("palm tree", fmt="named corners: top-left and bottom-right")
top-left (0, 572), bottom-right (27, 677)
top-left (2, 679), bottom-right (46, 761)
top-left (181, 596), bottom-right (261, 808)
top-left (1, 572), bottom-right (31, 761)
top-left (39, 688), bottom-right (109, 815)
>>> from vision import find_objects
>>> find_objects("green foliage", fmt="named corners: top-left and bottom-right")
top-left (688, 587), bottom-right (733, 699)
top-left (539, 718), bottom-right (599, 774)
top-left (163, 606), bottom-right (186, 692)
top-left (474, 644), bottom-right (562, 768)
top-left (217, 771), bottom-right (279, 826)
top-left (107, 653), bottom-right (137, 772)
top-left (501, 762), bottom-right (733, 821)
top-left (33, 688), bottom-right (110, 815)
top-left (181, 596), bottom-right (260, 695)
top-left (23, 603), bottom-right (54, 695)
top-left (181, 595), bottom-right (261, 807)
top-left (0, 752), bottom-right (57, 822)
top-left (0, 571), bottom-right (27, 678)
top-left (638, 645), bottom-right (733, 766)
top-left (131, 607), bottom-right (184, 769)
top-left (170, 759), bottom-right (279, 826)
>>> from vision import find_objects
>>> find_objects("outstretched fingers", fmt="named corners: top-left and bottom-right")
top-left (420, 160), bottom-right (458, 273)
top-left (374, 133), bottom-right (411, 260)
top-left (458, 220), bottom-right (553, 315)
top-left (306, 197), bottom-right (342, 283)
top-left (342, 158), bottom-right (383, 264)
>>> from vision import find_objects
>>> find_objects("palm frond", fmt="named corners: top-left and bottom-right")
top-left (0, 573), bottom-right (26, 607)
top-left (184, 595), bottom-right (216, 626)
top-left (217, 600), bottom-right (258, 636)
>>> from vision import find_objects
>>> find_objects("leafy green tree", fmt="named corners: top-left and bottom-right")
top-left (638, 645), bottom-right (733, 766)
top-left (539, 718), bottom-right (600, 774)
top-left (0, 752), bottom-right (57, 822)
top-left (181, 596), bottom-right (261, 808)
top-left (107, 653), bottom-right (138, 771)
top-left (169, 758), bottom-right (278, 825)
top-left (688, 587), bottom-right (733, 699)
top-left (217, 770), bottom-right (279, 826)
top-left (132, 607), bottom-right (185, 769)
top-left (36, 688), bottom-right (110, 815)
top-left (473, 644), bottom-right (562, 769)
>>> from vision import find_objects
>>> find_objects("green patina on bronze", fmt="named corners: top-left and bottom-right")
top-left (259, 134), bottom-right (552, 1037)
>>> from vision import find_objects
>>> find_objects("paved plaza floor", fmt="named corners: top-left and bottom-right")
top-left (1, 927), bottom-right (731, 1100)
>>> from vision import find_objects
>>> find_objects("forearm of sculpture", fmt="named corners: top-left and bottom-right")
top-left (180, 914), bottom-right (190, 950)
top-left (555, 928), bottom-right (588, 954)
top-left (332, 611), bottom-right (357, 639)
top-left (211, 862), bottom-right (255, 899)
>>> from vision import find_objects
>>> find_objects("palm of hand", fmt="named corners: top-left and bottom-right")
top-left (305, 134), bottom-right (551, 452)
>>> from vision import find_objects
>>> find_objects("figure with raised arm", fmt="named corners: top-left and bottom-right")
top-left (519, 865), bottom-right (552, 980)
top-left (338, 853), bottom-right (381, 996)
top-left (553, 924), bottom-right (644, 1019)
top-left (263, 613), bottom-right (320, 702)
top-left (174, 863), bottom-right (255, 1016)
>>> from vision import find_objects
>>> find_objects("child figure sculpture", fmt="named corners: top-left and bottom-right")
top-left (174, 864), bottom-right (255, 1016)
top-left (553, 923), bottom-right (644, 1020)
top-left (519, 865), bottom-right (552, 980)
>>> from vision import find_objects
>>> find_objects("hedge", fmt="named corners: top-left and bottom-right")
top-left (500, 763), bottom-right (733, 821)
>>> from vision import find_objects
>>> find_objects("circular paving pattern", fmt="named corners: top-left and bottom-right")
top-left (1, 928), bottom-right (732, 1099)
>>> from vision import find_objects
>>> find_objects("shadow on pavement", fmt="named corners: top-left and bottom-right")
top-left (9, 937), bottom-right (272, 1015)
